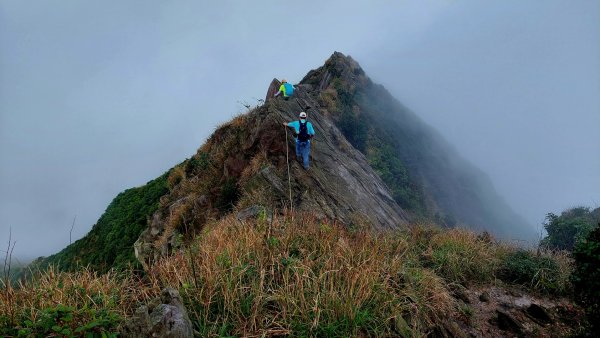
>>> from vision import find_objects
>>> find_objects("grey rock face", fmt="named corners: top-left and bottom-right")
top-left (265, 78), bottom-right (281, 103)
top-left (495, 309), bottom-right (524, 334)
top-left (525, 303), bottom-right (553, 325)
top-left (135, 194), bottom-right (209, 270)
top-left (271, 87), bottom-right (409, 229)
top-left (121, 288), bottom-right (193, 338)
top-left (237, 205), bottom-right (272, 222)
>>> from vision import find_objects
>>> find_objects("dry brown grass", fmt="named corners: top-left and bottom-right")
top-left (1, 213), bottom-right (575, 336)
top-left (426, 227), bottom-right (503, 284)
top-left (238, 150), bottom-right (269, 185)
top-left (0, 267), bottom-right (158, 335)
top-left (319, 88), bottom-right (338, 111)
top-left (167, 164), bottom-right (185, 189)
top-left (147, 213), bottom-right (456, 336)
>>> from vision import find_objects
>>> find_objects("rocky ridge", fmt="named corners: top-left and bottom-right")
top-left (135, 74), bottom-right (409, 269)
top-left (134, 51), bottom-right (535, 269)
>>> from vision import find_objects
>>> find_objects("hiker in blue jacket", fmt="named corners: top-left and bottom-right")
top-left (274, 79), bottom-right (294, 99)
top-left (283, 112), bottom-right (315, 169)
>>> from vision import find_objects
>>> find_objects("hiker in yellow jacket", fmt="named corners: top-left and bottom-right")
top-left (274, 79), bottom-right (294, 99)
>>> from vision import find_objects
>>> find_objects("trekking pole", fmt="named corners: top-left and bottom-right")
top-left (284, 125), bottom-right (293, 211)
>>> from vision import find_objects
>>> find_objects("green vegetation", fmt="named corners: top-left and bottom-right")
top-left (215, 178), bottom-right (240, 213)
top-left (497, 250), bottom-right (571, 295)
top-left (38, 173), bottom-right (170, 273)
top-left (572, 226), bottom-right (600, 332)
top-left (534, 206), bottom-right (600, 333)
top-left (334, 81), bottom-right (369, 152)
top-left (185, 151), bottom-right (211, 177)
top-left (1, 268), bottom-right (145, 336)
top-left (368, 140), bottom-right (426, 215)
top-left (325, 78), bottom-right (428, 219)
top-left (8, 305), bottom-right (120, 337)
top-left (540, 207), bottom-right (600, 251)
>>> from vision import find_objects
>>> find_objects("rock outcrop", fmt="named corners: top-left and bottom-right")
top-left (135, 77), bottom-right (410, 268)
top-left (121, 288), bottom-right (194, 338)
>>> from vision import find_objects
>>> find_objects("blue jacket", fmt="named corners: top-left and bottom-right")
top-left (278, 82), bottom-right (294, 97)
top-left (287, 120), bottom-right (315, 141)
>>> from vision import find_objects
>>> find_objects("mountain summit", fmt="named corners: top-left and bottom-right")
top-left (299, 52), bottom-right (533, 238)
top-left (41, 52), bottom-right (534, 272)
top-left (133, 52), bottom-right (534, 268)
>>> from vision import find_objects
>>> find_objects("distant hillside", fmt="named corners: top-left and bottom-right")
top-left (36, 173), bottom-right (169, 272)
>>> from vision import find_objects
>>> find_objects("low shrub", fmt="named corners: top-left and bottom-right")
top-left (0, 267), bottom-right (155, 336)
top-left (497, 250), bottom-right (571, 295)
top-left (10, 305), bottom-right (120, 337)
top-left (427, 228), bottom-right (500, 284)
top-left (572, 226), bottom-right (600, 332)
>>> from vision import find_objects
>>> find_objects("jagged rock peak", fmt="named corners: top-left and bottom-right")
top-left (300, 51), bottom-right (368, 91)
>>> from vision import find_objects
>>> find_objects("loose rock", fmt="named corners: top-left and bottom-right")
top-left (121, 288), bottom-right (193, 338)
top-left (237, 205), bottom-right (272, 222)
top-left (526, 303), bottom-right (553, 325)
top-left (495, 309), bottom-right (524, 334)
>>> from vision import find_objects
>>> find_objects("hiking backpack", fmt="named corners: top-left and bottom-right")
top-left (283, 82), bottom-right (294, 96)
top-left (298, 120), bottom-right (310, 142)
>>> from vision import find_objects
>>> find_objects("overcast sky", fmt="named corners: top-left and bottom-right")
top-left (1, 1), bottom-right (599, 261)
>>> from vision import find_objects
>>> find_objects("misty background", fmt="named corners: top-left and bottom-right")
top-left (1, 1), bottom-right (599, 261)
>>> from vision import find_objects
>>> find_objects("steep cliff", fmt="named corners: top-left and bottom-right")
top-left (300, 52), bottom-right (533, 240)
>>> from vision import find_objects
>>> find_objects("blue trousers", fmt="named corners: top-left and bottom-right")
top-left (296, 141), bottom-right (311, 169)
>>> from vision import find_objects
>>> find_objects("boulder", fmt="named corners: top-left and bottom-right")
top-left (237, 205), bottom-right (272, 223)
top-left (525, 303), bottom-right (553, 325)
top-left (121, 288), bottom-right (193, 338)
top-left (452, 287), bottom-right (470, 304)
top-left (429, 320), bottom-right (469, 338)
top-left (442, 320), bottom-right (469, 338)
top-left (495, 310), bottom-right (524, 334)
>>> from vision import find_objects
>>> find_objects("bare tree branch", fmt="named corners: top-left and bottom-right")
top-left (3, 227), bottom-right (16, 289)
top-left (70, 215), bottom-right (77, 245)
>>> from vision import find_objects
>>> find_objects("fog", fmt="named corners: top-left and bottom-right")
top-left (1, 1), bottom-right (598, 261)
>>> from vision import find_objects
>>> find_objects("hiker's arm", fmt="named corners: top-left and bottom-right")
top-left (308, 123), bottom-right (316, 138)
top-left (275, 84), bottom-right (285, 97)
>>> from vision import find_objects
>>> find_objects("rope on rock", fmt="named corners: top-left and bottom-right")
top-left (284, 125), bottom-right (293, 210)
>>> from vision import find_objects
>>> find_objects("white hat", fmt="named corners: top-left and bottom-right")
top-left (299, 112), bottom-right (307, 118)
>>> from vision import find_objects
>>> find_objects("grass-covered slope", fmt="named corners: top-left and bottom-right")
top-left (37, 173), bottom-right (170, 273)
top-left (2, 214), bottom-right (581, 337)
